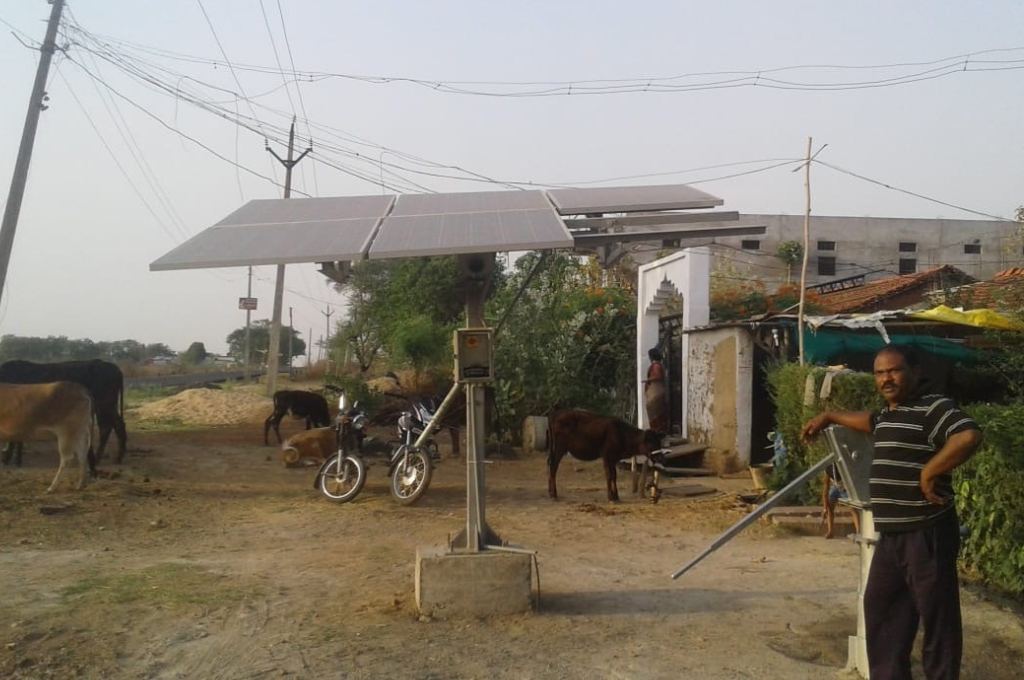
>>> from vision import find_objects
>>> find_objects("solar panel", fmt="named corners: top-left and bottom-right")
top-left (369, 209), bottom-right (572, 260)
top-left (150, 218), bottom-right (382, 270)
top-left (547, 184), bottom-right (723, 215)
top-left (391, 190), bottom-right (552, 216)
top-left (215, 195), bottom-right (395, 226)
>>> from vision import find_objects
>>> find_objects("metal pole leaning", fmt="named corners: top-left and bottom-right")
top-left (670, 453), bottom-right (836, 580)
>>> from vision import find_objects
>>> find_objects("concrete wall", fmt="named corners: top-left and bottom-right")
top-left (686, 326), bottom-right (753, 473)
top-left (635, 248), bottom-right (710, 433)
top-left (629, 214), bottom-right (1021, 286)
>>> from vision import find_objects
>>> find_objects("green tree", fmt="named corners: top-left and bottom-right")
top-left (226, 320), bottom-right (305, 366)
top-left (776, 240), bottom-right (804, 284)
top-left (181, 341), bottom-right (208, 365)
top-left (486, 253), bottom-right (637, 438)
top-left (390, 314), bottom-right (451, 383)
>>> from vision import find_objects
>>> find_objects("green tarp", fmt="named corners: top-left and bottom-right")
top-left (802, 328), bottom-right (979, 364)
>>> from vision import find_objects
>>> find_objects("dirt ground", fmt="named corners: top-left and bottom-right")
top-left (1, 414), bottom-right (1022, 679)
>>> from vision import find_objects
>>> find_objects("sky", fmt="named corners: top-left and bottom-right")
top-left (1, 1), bottom-right (1022, 354)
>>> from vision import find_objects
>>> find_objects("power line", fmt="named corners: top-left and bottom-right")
top-left (274, 0), bottom-right (318, 196)
top-left (60, 32), bottom-right (1024, 97)
top-left (812, 159), bottom-right (1012, 222)
top-left (63, 54), bottom-right (310, 196)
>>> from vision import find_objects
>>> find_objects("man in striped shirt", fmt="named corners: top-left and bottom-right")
top-left (802, 345), bottom-right (982, 680)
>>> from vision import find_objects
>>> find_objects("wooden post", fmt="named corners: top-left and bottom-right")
top-left (797, 137), bottom-right (812, 366)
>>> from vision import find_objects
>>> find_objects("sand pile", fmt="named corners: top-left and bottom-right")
top-left (132, 387), bottom-right (274, 426)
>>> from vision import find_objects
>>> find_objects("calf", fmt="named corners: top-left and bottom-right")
top-left (0, 382), bottom-right (96, 492)
top-left (280, 427), bottom-right (336, 467)
top-left (547, 409), bottom-right (663, 502)
top-left (264, 390), bottom-right (331, 445)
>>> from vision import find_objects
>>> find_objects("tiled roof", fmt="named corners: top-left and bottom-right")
top-left (818, 265), bottom-right (974, 313)
top-left (940, 268), bottom-right (1024, 308)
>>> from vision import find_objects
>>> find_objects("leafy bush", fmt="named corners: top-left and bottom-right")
top-left (765, 362), bottom-right (880, 500)
top-left (954, 403), bottom-right (1024, 597)
top-left (768, 361), bottom-right (1024, 597)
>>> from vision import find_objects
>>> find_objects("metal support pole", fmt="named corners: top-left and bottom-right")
top-left (670, 453), bottom-right (836, 579)
top-left (288, 306), bottom-right (294, 377)
top-left (0, 0), bottom-right (66, 311)
top-left (413, 382), bottom-right (462, 449)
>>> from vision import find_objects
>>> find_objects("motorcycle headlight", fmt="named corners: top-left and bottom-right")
top-left (398, 412), bottom-right (413, 431)
top-left (351, 413), bottom-right (368, 431)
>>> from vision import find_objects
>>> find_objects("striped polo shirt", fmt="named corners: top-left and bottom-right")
top-left (870, 393), bottom-right (979, 532)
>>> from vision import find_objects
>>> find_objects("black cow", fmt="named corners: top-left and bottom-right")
top-left (0, 359), bottom-right (126, 463)
top-left (264, 390), bottom-right (331, 445)
top-left (547, 409), bottom-right (663, 502)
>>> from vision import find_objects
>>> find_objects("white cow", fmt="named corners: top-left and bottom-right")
top-left (0, 382), bottom-right (94, 492)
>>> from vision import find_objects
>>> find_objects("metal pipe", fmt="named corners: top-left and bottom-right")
top-left (413, 381), bottom-right (462, 449)
top-left (670, 453), bottom-right (836, 580)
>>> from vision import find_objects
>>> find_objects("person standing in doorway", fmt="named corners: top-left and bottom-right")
top-left (801, 345), bottom-right (981, 680)
top-left (643, 347), bottom-right (668, 433)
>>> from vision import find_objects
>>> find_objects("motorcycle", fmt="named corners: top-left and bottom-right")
top-left (387, 398), bottom-right (440, 505)
top-left (313, 393), bottom-right (368, 503)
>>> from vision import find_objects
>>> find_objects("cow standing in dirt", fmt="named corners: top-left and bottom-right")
top-left (547, 409), bottom-right (663, 502)
top-left (0, 359), bottom-right (126, 463)
top-left (0, 382), bottom-right (96, 492)
top-left (264, 390), bottom-right (331, 445)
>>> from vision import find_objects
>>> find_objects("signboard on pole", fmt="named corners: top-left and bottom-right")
top-left (238, 297), bottom-right (258, 311)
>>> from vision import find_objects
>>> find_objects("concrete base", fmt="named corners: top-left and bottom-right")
top-left (415, 547), bottom-right (534, 618)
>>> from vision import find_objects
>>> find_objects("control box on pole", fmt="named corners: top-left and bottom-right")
top-left (453, 329), bottom-right (494, 384)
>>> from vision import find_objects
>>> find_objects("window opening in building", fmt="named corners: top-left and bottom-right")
top-left (817, 256), bottom-right (836, 276)
top-left (899, 258), bottom-right (917, 275)
top-left (741, 239), bottom-right (760, 250)
top-left (817, 240), bottom-right (836, 251)
top-left (899, 242), bottom-right (917, 252)
top-left (964, 243), bottom-right (982, 254)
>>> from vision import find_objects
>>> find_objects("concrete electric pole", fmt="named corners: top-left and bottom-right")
top-left (287, 306), bottom-right (294, 377)
top-left (264, 118), bottom-right (310, 395)
top-left (243, 265), bottom-right (253, 381)
top-left (0, 0), bottom-right (66, 312)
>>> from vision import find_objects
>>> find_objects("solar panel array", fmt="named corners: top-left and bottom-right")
top-left (150, 184), bottom-right (724, 271)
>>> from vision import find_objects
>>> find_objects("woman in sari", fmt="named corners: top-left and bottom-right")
top-left (643, 347), bottom-right (667, 433)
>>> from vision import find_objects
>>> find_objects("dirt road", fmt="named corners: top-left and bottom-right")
top-left (1, 422), bottom-right (1021, 679)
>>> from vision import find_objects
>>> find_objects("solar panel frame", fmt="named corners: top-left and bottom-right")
top-left (547, 184), bottom-right (723, 215)
top-left (390, 190), bottom-right (552, 216)
top-left (150, 217), bottom-right (384, 270)
top-left (214, 194), bottom-right (396, 227)
top-left (368, 209), bottom-right (573, 260)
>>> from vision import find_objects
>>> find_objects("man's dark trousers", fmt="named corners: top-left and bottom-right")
top-left (864, 511), bottom-right (962, 680)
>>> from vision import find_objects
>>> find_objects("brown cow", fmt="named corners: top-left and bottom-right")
top-left (0, 382), bottom-right (96, 492)
top-left (547, 409), bottom-right (663, 502)
top-left (280, 427), bottom-right (336, 467)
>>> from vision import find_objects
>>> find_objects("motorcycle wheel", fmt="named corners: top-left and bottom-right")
top-left (317, 455), bottom-right (366, 503)
top-left (389, 447), bottom-right (433, 506)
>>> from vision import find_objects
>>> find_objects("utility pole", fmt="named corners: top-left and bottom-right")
top-left (797, 137), bottom-right (813, 366)
top-left (264, 118), bottom-right (311, 395)
top-left (0, 0), bottom-right (66, 312)
top-left (287, 306), bottom-right (294, 378)
top-left (307, 327), bottom-right (312, 368)
top-left (321, 306), bottom-right (334, 373)
top-left (243, 265), bottom-right (253, 381)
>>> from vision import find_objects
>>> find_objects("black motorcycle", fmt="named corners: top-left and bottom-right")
top-left (387, 398), bottom-right (440, 505)
top-left (313, 393), bottom-right (368, 503)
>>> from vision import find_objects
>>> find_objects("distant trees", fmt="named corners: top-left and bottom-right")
top-left (226, 320), bottom-right (305, 366)
top-left (0, 335), bottom-right (173, 363)
top-left (776, 240), bottom-right (804, 284)
top-left (181, 342), bottom-right (208, 365)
